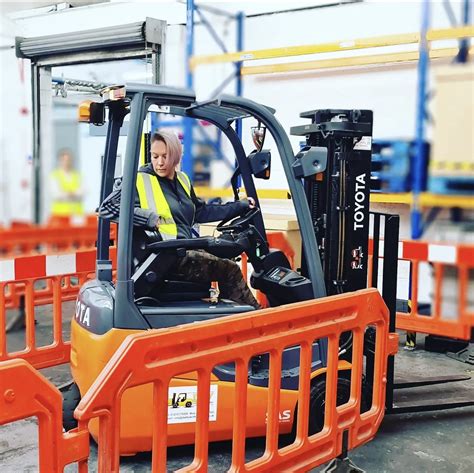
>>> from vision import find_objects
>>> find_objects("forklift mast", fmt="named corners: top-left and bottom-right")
top-left (291, 110), bottom-right (373, 295)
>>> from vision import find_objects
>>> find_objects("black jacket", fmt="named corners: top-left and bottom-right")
top-left (136, 165), bottom-right (249, 238)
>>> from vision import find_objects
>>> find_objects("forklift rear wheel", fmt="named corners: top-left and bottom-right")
top-left (62, 382), bottom-right (81, 431)
top-left (185, 401), bottom-right (192, 408)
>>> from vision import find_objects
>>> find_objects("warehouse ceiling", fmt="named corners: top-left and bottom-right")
top-left (3, 1), bottom-right (358, 20)
top-left (0, 1), bottom-right (109, 14)
top-left (192, 0), bottom-right (359, 17)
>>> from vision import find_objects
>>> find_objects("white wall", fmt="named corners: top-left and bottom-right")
top-left (0, 15), bottom-right (33, 225)
top-left (1, 0), bottom-right (470, 224)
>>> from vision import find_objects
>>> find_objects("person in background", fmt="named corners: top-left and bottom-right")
top-left (99, 130), bottom-right (261, 309)
top-left (49, 148), bottom-right (84, 222)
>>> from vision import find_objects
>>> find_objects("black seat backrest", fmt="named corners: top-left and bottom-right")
top-left (132, 227), bottom-right (210, 300)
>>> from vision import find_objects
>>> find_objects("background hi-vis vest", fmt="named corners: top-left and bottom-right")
top-left (136, 171), bottom-right (191, 240)
top-left (51, 169), bottom-right (84, 216)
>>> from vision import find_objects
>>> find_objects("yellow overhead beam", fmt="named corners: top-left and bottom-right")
top-left (370, 193), bottom-right (414, 205)
top-left (419, 193), bottom-right (474, 209)
top-left (195, 187), bottom-right (474, 209)
top-left (190, 25), bottom-right (474, 69)
top-left (241, 46), bottom-right (474, 76)
top-left (370, 193), bottom-right (474, 209)
top-left (427, 25), bottom-right (474, 41)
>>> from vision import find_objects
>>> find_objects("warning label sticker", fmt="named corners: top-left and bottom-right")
top-left (167, 385), bottom-right (218, 424)
top-left (353, 136), bottom-right (372, 151)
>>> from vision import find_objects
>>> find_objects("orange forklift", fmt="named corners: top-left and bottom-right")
top-left (64, 84), bottom-right (384, 454)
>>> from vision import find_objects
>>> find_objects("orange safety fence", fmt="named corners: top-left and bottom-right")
top-left (369, 239), bottom-right (474, 341)
top-left (77, 288), bottom-right (397, 472)
top-left (0, 249), bottom-right (116, 369)
top-left (0, 288), bottom-right (397, 472)
top-left (0, 217), bottom-right (116, 257)
top-left (0, 359), bottom-right (90, 471)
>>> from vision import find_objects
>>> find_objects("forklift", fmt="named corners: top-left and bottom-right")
top-left (64, 84), bottom-right (384, 454)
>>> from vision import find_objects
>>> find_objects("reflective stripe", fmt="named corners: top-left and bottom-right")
top-left (136, 173), bottom-right (152, 209)
top-left (176, 171), bottom-right (191, 196)
top-left (136, 171), bottom-right (193, 240)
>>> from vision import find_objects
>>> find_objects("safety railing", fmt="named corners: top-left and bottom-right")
top-left (0, 358), bottom-right (90, 471)
top-left (369, 239), bottom-right (474, 341)
top-left (0, 217), bottom-right (116, 257)
top-left (0, 249), bottom-right (116, 368)
top-left (73, 288), bottom-right (397, 472)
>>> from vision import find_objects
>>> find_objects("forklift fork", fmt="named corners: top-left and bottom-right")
top-left (369, 212), bottom-right (474, 415)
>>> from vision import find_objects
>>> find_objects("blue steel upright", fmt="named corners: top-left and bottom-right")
top-left (183, 2), bottom-right (245, 182)
top-left (235, 11), bottom-right (244, 141)
top-left (456, 0), bottom-right (471, 63)
top-left (411, 0), bottom-right (431, 240)
top-left (183, 0), bottom-right (195, 179)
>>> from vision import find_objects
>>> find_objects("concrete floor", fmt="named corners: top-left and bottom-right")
top-left (1, 304), bottom-right (473, 472)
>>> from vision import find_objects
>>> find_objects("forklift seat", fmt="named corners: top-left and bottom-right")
top-left (139, 299), bottom-right (256, 329)
top-left (132, 227), bottom-right (249, 304)
top-left (156, 280), bottom-right (211, 302)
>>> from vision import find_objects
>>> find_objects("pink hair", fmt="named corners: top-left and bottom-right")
top-left (151, 130), bottom-right (182, 168)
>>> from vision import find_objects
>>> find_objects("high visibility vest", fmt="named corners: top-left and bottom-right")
top-left (50, 169), bottom-right (84, 216)
top-left (136, 171), bottom-right (191, 240)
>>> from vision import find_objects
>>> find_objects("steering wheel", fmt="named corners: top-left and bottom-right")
top-left (216, 207), bottom-right (261, 233)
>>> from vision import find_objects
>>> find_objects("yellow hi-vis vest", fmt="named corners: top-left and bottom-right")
top-left (136, 171), bottom-right (192, 240)
top-left (50, 169), bottom-right (84, 216)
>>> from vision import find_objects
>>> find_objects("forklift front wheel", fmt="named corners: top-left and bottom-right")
top-left (308, 376), bottom-right (371, 435)
top-left (308, 377), bottom-right (351, 435)
top-left (62, 382), bottom-right (81, 431)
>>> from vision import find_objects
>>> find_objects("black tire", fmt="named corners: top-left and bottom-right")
top-left (308, 377), bottom-right (350, 434)
top-left (308, 376), bottom-right (371, 435)
top-left (185, 401), bottom-right (192, 408)
top-left (282, 375), bottom-right (371, 447)
top-left (62, 382), bottom-right (81, 431)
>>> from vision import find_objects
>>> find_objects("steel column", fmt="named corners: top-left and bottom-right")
top-left (235, 11), bottom-right (244, 140)
top-left (456, 0), bottom-right (471, 62)
top-left (183, 0), bottom-right (195, 179)
top-left (411, 0), bottom-right (431, 239)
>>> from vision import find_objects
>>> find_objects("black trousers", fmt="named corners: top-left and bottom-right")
top-left (169, 250), bottom-right (260, 309)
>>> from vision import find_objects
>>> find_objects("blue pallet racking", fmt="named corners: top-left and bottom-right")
top-left (371, 140), bottom-right (430, 193)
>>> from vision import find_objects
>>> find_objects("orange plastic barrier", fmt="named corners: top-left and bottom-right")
top-left (267, 231), bottom-right (296, 269)
top-left (0, 249), bottom-right (116, 368)
top-left (0, 359), bottom-right (90, 471)
top-left (74, 288), bottom-right (397, 472)
top-left (0, 218), bottom-right (116, 257)
top-left (369, 240), bottom-right (474, 340)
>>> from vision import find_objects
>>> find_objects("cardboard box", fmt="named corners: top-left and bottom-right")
top-left (431, 64), bottom-right (474, 177)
